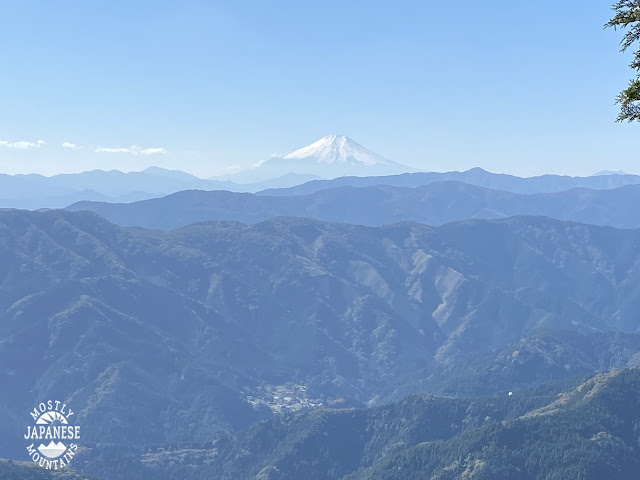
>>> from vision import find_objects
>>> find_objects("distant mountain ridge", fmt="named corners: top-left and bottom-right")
top-left (594, 169), bottom-right (629, 175)
top-left (0, 134), bottom-right (416, 210)
top-left (68, 181), bottom-right (640, 230)
top-left (0, 168), bottom-right (319, 210)
top-left (259, 167), bottom-right (640, 196)
top-left (4, 160), bottom-right (640, 211)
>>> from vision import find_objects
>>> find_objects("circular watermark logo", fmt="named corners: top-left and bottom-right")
top-left (23, 400), bottom-right (80, 470)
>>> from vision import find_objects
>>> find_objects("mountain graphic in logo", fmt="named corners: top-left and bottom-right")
top-left (36, 411), bottom-right (68, 425)
top-left (37, 441), bottom-right (67, 459)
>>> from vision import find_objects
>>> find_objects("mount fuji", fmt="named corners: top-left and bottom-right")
top-left (227, 135), bottom-right (415, 182)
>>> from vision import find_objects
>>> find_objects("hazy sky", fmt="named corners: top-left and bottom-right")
top-left (0, 0), bottom-right (637, 177)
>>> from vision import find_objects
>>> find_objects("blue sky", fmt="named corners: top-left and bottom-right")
top-left (0, 0), bottom-right (636, 177)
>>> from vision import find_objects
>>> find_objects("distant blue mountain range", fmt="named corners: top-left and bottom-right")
top-left (68, 180), bottom-right (640, 230)
top-left (3, 163), bottom-right (640, 210)
top-left (0, 167), bottom-right (319, 209)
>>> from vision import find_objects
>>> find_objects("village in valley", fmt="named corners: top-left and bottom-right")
top-left (245, 383), bottom-right (325, 414)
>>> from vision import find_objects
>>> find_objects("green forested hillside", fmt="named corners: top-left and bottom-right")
top-left (72, 370), bottom-right (640, 480)
top-left (0, 460), bottom-right (96, 480)
top-left (347, 369), bottom-right (640, 480)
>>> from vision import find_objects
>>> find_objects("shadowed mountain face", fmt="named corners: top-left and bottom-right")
top-left (68, 181), bottom-right (640, 230)
top-left (4, 210), bottom-right (640, 465)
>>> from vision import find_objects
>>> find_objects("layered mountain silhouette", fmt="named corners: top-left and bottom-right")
top-left (0, 168), bottom-right (319, 210)
top-left (260, 167), bottom-right (640, 196)
top-left (0, 135), bottom-right (414, 209)
top-left (3, 152), bottom-right (640, 211)
top-left (4, 210), bottom-right (640, 465)
top-left (68, 181), bottom-right (640, 230)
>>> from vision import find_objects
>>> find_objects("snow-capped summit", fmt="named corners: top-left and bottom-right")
top-left (227, 135), bottom-right (414, 182)
top-left (283, 134), bottom-right (395, 166)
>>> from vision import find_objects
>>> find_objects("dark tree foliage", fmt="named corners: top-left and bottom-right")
top-left (60, 370), bottom-right (640, 480)
top-left (606, 1), bottom-right (640, 122)
top-left (0, 460), bottom-right (97, 480)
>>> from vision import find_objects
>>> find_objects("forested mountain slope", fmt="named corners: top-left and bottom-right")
top-left (3, 210), bottom-right (640, 470)
top-left (74, 370), bottom-right (640, 480)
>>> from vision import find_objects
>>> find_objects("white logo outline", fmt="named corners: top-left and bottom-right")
top-left (24, 400), bottom-right (80, 470)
